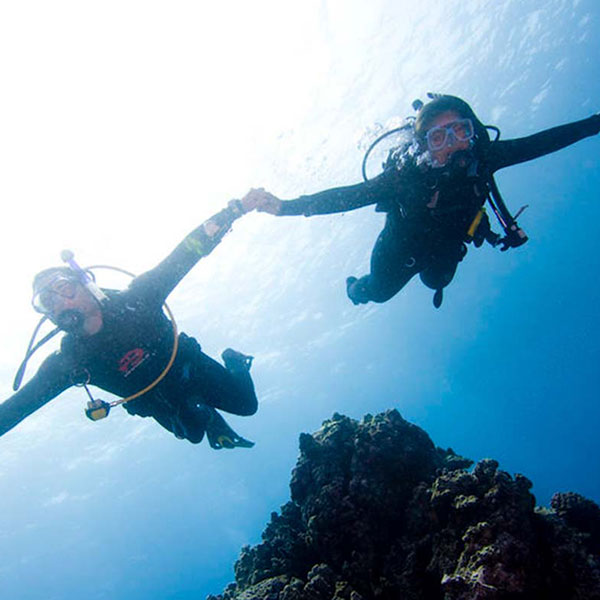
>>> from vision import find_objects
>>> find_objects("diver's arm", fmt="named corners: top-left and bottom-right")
top-left (278, 182), bottom-right (379, 216)
top-left (0, 354), bottom-right (71, 437)
top-left (488, 114), bottom-right (600, 171)
top-left (251, 171), bottom-right (397, 217)
top-left (131, 200), bottom-right (251, 301)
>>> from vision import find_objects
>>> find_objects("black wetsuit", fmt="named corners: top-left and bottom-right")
top-left (277, 115), bottom-right (600, 304)
top-left (0, 205), bottom-right (257, 444)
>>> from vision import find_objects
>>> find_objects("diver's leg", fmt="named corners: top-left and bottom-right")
top-left (419, 240), bottom-right (467, 307)
top-left (174, 398), bottom-right (254, 448)
top-left (126, 368), bottom-right (251, 445)
top-left (419, 259), bottom-right (460, 291)
top-left (175, 399), bottom-right (211, 444)
top-left (139, 390), bottom-right (238, 446)
top-left (185, 349), bottom-right (258, 416)
top-left (125, 390), bottom-right (192, 440)
top-left (151, 407), bottom-right (185, 439)
top-left (347, 219), bottom-right (421, 304)
top-left (419, 241), bottom-right (466, 290)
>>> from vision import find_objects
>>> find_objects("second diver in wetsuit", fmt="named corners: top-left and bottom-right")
top-left (244, 94), bottom-right (600, 308)
top-left (1, 197), bottom-right (260, 449)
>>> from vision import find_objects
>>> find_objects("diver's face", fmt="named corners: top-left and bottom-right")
top-left (33, 275), bottom-right (101, 333)
top-left (425, 110), bottom-right (473, 167)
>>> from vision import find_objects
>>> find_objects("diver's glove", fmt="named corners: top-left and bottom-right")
top-left (205, 408), bottom-right (254, 450)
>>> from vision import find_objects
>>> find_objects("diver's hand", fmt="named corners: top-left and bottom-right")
top-left (240, 194), bottom-right (259, 214)
top-left (242, 188), bottom-right (283, 215)
top-left (227, 196), bottom-right (257, 216)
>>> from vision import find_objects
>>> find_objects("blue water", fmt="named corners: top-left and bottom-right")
top-left (0, 1), bottom-right (599, 599)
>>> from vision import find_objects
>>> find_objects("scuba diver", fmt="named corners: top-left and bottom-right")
top-left (244, 94), bottom-right (600, 308)
top-left (0, 197), bottom-right (259, 449)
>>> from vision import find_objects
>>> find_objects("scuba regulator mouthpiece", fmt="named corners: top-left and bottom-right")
top-left (54, 309), bottom-right (85, 333)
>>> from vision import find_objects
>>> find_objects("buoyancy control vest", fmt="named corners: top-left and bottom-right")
top-left (361, 99), bottom-right (528, 251)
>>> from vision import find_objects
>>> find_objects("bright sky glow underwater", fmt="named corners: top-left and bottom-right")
top-left (0, 1), bottom-right (599, 599)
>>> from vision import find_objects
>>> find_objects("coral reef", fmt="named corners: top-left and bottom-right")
top-left (208, 410), bottom-right (600, 600)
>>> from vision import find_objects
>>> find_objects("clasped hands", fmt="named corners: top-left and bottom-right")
top-left (234, 188), bottom-right (283, 215)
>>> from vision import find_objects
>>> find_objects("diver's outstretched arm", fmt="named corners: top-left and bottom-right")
top-left (243, 170), bottom-right (399, 218)
top-left (0, 354), bottom-right (71, 437)
top-left (488, 113), bottom-right (600, 172)
top-left (130, 198), bottom-right (257, 303)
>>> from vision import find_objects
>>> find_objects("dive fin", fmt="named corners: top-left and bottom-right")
top-left (206, 408), bottom-right (254, 450)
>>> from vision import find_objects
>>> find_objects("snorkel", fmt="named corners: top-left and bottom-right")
top-left (60, 249), bottom-right (108, 304)
top-left (34, 250), bottom-right (108, 333)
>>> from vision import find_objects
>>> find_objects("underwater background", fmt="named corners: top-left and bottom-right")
top-left (0, 1), bottom-right (599, 598)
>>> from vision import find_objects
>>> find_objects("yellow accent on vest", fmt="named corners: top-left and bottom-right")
top-left (467, 207), bottom-right (485, 239)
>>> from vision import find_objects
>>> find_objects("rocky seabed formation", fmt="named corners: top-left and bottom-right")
top-left (208, 410), bottom-right (600, 600)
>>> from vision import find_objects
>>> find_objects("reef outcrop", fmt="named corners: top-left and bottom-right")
top-left (208, 410), bottom-right (600, 600)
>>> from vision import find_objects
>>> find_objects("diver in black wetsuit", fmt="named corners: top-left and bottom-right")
top-left (244, 95), bottom-right (600, 308)
top-left (0, 197), bottom-right (259, 449)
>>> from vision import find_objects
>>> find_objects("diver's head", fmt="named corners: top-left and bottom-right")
top-left (32, 267), bottom-right (103, 334)
top-left (414, 95), bottom-right (488, 167)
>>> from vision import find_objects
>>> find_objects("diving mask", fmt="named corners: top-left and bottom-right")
top-left (426, 118), bottom-right (474, 152)
top-left (32, 274), bottom-right (81, 314)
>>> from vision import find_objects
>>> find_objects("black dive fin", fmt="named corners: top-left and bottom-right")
top-left (206, 408), bottom-right (254, 450)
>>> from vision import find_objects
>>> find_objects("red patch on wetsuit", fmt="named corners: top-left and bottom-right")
top-left (118, 348), bottom-right (149, 377)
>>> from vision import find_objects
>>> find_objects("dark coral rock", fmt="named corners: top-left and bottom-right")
top-left (234, 502), bottom-right (313, 588)
top-left (439, 447), bottom-right (474, 472)
top-left (551, 492), bottom-right (600, 553)
top-left (209, 410), bottom-right (600, 600)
